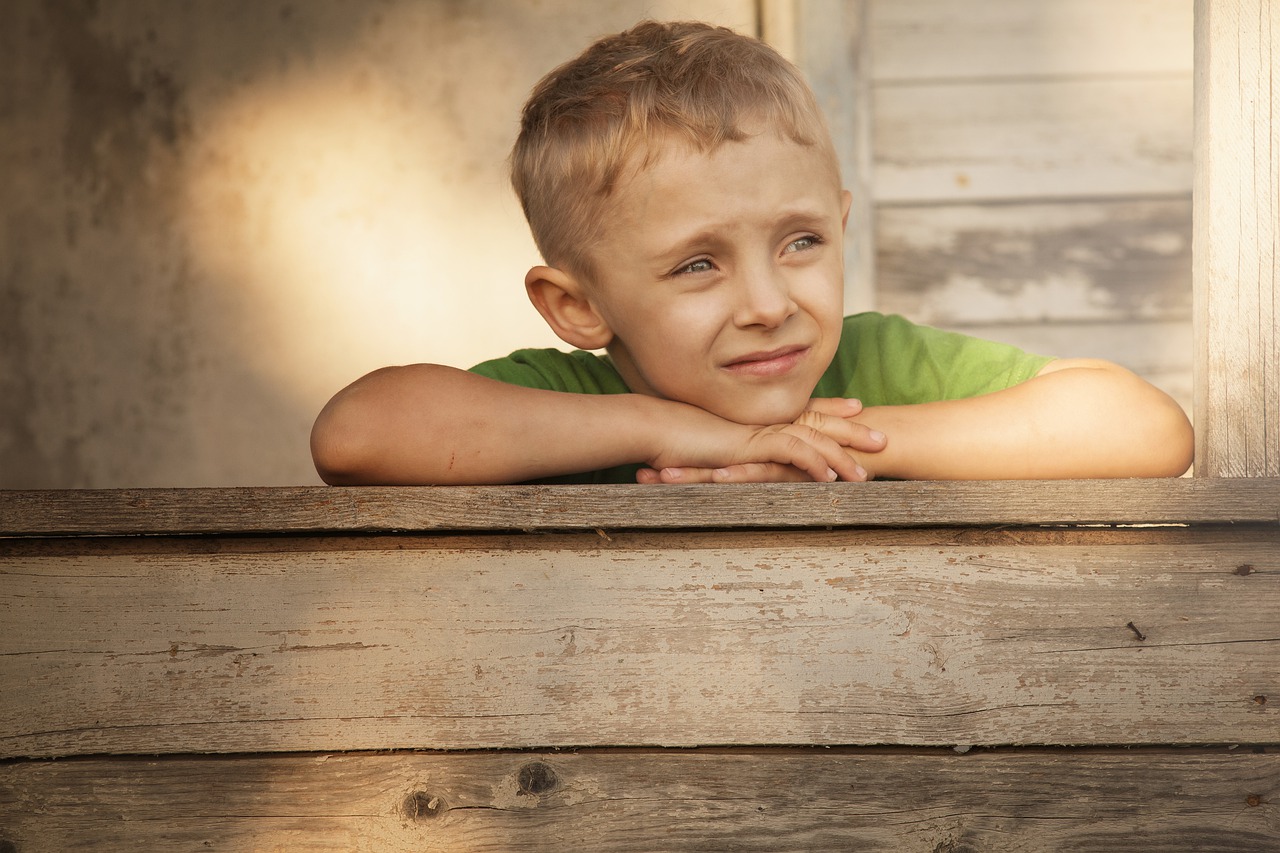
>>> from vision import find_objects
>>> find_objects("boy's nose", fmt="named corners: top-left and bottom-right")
top-left (733, 266), bottom-right (798, 329)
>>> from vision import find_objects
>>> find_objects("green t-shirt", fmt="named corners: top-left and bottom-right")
top-left (469, 312), bottom-right (1053, 483)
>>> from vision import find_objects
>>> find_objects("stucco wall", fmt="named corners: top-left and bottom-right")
top-left (0, 0), bottom-right (754, 487)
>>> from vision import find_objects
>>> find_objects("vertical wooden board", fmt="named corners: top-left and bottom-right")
top-left (871, 0), bottom-right (1194, 81)
top-left (1, 750), bottom-right (1276, 852)
top-left (1193, 0), bottom-right (1280, 477)
top-left (874, 77), bottom-right (1192, 203)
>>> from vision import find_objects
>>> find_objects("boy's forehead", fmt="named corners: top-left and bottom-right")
top-left (610, 129), bottom-right (842, 214)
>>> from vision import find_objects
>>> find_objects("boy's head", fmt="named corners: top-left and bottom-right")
top-left (513, 21), bottom-right (850, 427)
top-left (511, 20), bottom-right (839, 281)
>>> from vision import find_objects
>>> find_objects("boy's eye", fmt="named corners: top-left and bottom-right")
top-left (784, 235), bottom-right (822, 254)
top-left (675, 258), bottom-right (715, 275)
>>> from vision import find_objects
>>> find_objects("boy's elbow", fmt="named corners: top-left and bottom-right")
top-left (1136, 394), bottom-right (1195, 478)
top-left (1159, 407), bottom-right (1195, 477)
top-left (310, 368), bottom-right (401, 485)
top-left (311, 402), bottom-right (374, 485)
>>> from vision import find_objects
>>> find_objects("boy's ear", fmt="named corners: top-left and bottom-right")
top-left (525, 265), bottom-right (614, 351)
top-left (840, 189), bottom-right (853, 230)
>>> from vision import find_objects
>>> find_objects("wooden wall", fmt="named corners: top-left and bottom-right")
top-left (866, 0), bottom-right (1194, 415)
top-left (1, 482), bottom-right (1278, 850)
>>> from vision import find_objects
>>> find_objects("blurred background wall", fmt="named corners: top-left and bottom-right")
top-left (0, 0), bottom-right (1191, 488)
top-left (0, 0), bottom-right (755, 487)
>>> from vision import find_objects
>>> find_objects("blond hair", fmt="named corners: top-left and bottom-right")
top-left (511, 20), bottom-right (838, 279)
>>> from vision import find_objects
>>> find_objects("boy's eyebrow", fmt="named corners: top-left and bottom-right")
top-left (651, 204), bottom-right (836, 261)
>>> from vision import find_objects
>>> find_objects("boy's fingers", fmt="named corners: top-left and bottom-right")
top-left (805, 432), bottom-right (870, 482)
top-left (759, 430), bottom-right (839, 482)
top-left (805, 397), bottom-right (863, 418)
top-left (766, 426), bottom-right (866, 482)
top-left (797, 411), bottom-right (887, 453)
top-left (711, 463), bottom-right (809, 483)
top-left (845, 424), bottom-right (887, 453)
top-left (658, 467), bottom-right (715, 484)
top-left (657, 464), bottom-right (814, 483)
top-left (643, 467), bottom-right (725, 484)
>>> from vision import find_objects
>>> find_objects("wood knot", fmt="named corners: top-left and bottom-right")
top-left (1235, 564), bottom-right (1255, 576)
top-left (517, 761), bottom-right (559, 796)
top-left (1246, 794), bottom-right (1263, 807)
top-left (404, 790), bottom-right (445, 820)
top-left (1254, 695), bottom-right (1268, 706)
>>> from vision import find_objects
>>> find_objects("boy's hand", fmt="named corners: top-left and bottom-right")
top-left (637, 398), bottom-right (887, 484)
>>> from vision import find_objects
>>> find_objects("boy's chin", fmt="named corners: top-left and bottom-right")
top-left (706, 396), bottom-right (810, 427)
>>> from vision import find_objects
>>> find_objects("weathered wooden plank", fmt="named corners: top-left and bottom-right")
top-left (0, 748), bottom-right (1274, 852)
top-left (876, 199), bottom-right (1192, 325)
top-left (3, 526), bottom-right (1277, 757)
top-left (1, 479), bottom-right (1277, 536)
top-left (874, 77), bottom-right (1192, 203)
top-left (1193, 0), bottom-right (1280, 477)
top-left (871, 0), bottom-right (1193, 82)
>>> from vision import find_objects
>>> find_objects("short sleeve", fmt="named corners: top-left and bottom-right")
top-left (469, 348), bottom-right (629, 395)
top-left (814, 313), bottom-right (1054, 406)
top-left (468, 348), bottom-right (637, 484)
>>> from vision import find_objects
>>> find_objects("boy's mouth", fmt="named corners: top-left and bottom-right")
top-left (722, 345), bottom-right (809, 377)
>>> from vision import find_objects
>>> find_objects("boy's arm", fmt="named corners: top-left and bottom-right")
top-left (644, 359), bottom-right (1193, 482)
top-left (310, 364), bottom-right (875, 485)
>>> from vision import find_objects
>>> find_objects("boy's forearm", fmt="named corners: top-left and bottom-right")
top-left (311, 364), bottom-right (668, 485)
top-left (853, 360), bottom-right (1194, 480)
top-left (312, 364), bottom-right (872, 486)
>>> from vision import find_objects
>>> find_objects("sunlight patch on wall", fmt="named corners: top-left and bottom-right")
top-left (181, 60), bottom-right (558, 409)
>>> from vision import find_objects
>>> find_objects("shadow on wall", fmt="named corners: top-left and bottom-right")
top-left (1, 0), bottom-right (752, 487)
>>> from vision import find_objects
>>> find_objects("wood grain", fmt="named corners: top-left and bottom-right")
top-left (1, 748), bottom-right (1274, 852)
top-left (871, 0), bottom-right (1193, 81)
top-left (877, 199), bottom-right (1192, 325)
top-left (1193, 0), bottom-right (1280, 477)
top-left (3, 526), bottom-right (1277, 757)
top-left (874, 76), bottom-right (1192, 204)
top-left (1, 479), bottom-right (1277, 536)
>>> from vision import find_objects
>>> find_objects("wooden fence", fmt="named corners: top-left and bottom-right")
top-left (1, 481), bottom-right (1278, 851)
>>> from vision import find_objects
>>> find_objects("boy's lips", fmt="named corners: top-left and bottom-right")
top-left (722, 344), bottom-right (810, 377)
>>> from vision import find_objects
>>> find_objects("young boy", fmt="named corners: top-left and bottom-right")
top-left (311, 20), bottom-right (1193, 486)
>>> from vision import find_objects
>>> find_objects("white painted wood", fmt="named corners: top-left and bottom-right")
top-left (3, 527), bottom-right (1276, 757)
top-left (1193, 0), bottom-right (1280, 477)
top-left (872, 0), bottom-right (1194, 82)
top-left (876, 200), bottom-right (1192, 324)
top-left (2, 750), bottom-right (1276, 852)
top-left (874, 77), bottom-right (1193, 203)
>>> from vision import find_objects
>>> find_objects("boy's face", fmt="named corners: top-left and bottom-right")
top-left (584, 130), bottom-right (850, 426)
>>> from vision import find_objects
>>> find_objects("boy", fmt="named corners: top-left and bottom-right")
top-left (311, 20), bottom-right (1193, 486)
